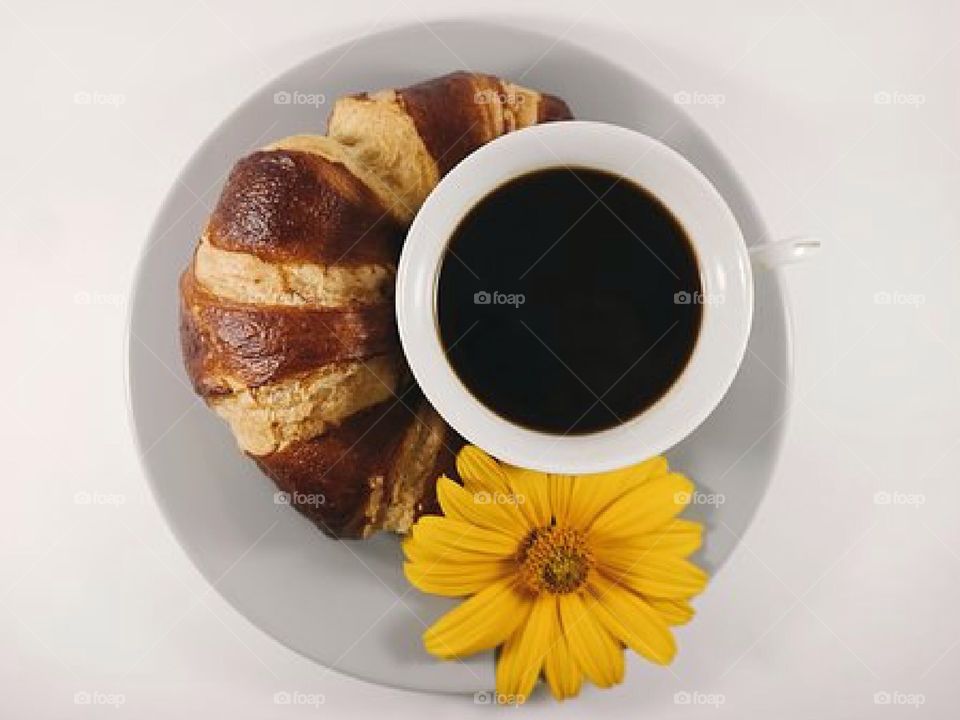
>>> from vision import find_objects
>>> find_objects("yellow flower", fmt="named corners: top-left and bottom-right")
top-left (403, 446), bottom-right (708, 702)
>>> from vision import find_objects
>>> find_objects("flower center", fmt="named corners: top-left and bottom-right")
top-left (518, 526), bottom-right (593, 594)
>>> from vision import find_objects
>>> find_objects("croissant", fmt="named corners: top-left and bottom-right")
top-left (180, 72), bottom-right (573, 538)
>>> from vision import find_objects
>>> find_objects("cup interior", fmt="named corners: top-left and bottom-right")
top-left (397, 121), bottom-right (753, 474)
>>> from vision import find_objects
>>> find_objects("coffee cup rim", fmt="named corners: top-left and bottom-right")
top-left (396, 120), bottom-right (753, 474)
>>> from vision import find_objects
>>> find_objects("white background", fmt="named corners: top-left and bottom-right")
top-left (3, 0), bottom-right (958, 717)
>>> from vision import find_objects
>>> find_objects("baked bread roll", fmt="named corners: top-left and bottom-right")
top-left (180, 72), bottom-right (573, 538)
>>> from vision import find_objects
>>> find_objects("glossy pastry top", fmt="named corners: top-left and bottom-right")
top-left (179, 71), bottom-right (573, 538)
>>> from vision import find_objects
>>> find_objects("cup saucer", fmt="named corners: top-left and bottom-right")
top-left (127, 19), bottom-right (793, 694)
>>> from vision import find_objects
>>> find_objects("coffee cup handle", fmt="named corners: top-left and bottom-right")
top-left (749, 236), bottom-right (821, 269)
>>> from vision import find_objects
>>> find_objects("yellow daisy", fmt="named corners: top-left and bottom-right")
top-left (403, 446), bottom-right (708, 702)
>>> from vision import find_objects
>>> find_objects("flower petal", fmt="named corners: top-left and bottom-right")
top-left (404, 559), bottom-right (514, 597)
top-left (403, 538), bottom-right (506, 567)
top-left (605, 555), bottom-right (708, 599)
top-left (587, 473), bottom-right (693, 541)
top-left (564, 474), bottom-right (629, 531)
top-left (504, 465), bottom-right (552, 529)
top-left (406, 516), bottom-right (519, 562)
top-left (435, 475), bottom-right (528, 537)
top-left (592, 519), bottom-right (703, 567)
top-left (586, 572), bottom-right (676, 665)
top-left (457, 446), bottom-right (511, 495)
top-left (646, 597), bottom-right (695, 625)
top-left (548, 474), bottom-right (575, 525)
top-left (543, 619), bottom-right (584, 701)
top-left (567, 456), bottom-right (671, 530)
top-left (496, 594), bottom-right (557, 702)
top-left (558, 592), bottom-right (625, 688)
top-left (584, 455), bottom-right (669, 489)
top-left (423, 579), bottom-right (531, 659)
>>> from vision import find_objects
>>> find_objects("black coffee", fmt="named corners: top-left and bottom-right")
top-left (437, 167), bottom-right (703, 435)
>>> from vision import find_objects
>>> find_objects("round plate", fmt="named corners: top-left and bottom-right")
top-left (127, 19), bottom-right (792, 694)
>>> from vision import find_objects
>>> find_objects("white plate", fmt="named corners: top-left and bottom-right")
top-left (127, 19), bottom-right (793, 694)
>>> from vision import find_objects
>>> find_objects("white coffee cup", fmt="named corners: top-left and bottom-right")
top-left (396, 121), bottom-right (816, 474)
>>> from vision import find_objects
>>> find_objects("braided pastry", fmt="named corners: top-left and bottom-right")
top-left (180, 72), bottom-right (573, 538)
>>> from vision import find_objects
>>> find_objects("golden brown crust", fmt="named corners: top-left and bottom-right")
top-left (193, 235), bottom-right (395, 309)
top-left (206, 149), bottom-right (403, 265)
top-left (180, 266), bottom-right (397, 393)
top-left (413, 421), bottom-right (464, 521)
top-left (396, 72), bottom-right (573, 174)
top-left (256, 393), bottom-right (466, 538)
top-left (256, 397), bottom-right (407, 538)
top-left (209, 356), bottom-right (404, 458)
top-left (180, 72), bottom-right (572, 539)
top-left (396, 72), bottom-right (499, 175)
top-left (537, 92), bottom-right (575, 123)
